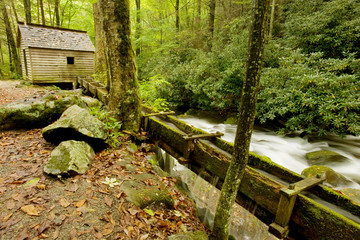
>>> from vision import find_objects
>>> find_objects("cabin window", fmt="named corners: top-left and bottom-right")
top-left (67, 57), bottom-right (75, 64)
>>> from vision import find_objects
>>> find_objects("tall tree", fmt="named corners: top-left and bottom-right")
top-left (93, 1), bottom-right (107, 85)
top-left (10, 0), bottom-right (19, 23)
top-left (175, 0), bottom-right (180, 32)
top-left (40, 0), bottom-right (45, 25)
top-left (207, 0), bottom-right (216, 50)
top-left (210, 0), bottom-right (270, 239)
top-left (24, 0), bottom-right (31, 23)
top-left (54, 0), bottom-right (60, 27)
top-left (98, 0), bottom-right (141, 132)
top-left (268, 0), bottom-right (276, 39)
top-left (135, 0), bottom-right (141, 56)
top-left (2, 1), bottom-right (21, 76)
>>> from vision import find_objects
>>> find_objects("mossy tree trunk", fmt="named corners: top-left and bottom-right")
top-left (54, 0), bottom-right (60, 27)
top-left (210, 0), bottom-right (270, 239)
top-left (207, 0), bottom-right (216, 51)
top-left (98, 0), bottom-right (141, 132)
top-left (93, 1), bottom-right (108, 86)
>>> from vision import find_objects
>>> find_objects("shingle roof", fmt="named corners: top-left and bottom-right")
top-left (18, 23), bottom-right (95, 52)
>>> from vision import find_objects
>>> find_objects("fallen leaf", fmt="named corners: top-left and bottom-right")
top-left (74, 199), bottom-right (87, 208)
top-left (102, 223), bottom-right (114, 236)
top-left (66, 183), bottom-right (79, 193)
top-left (3, 213), bottom-right (13, 221)
top-left (15, 228), bottom-right (30, 240)
top-left (37, 184), bottom-right (46, 190)
top-left (37, 220), bottom-right (52, 234)
top-left (6, 199), bottom-right (16, 210)
top-left (53, 228), bottom-right (60, 239)
top-left (104, 196), bottom-right (113, 207)
top-left (59, 198), bottom-right (71, 208)
top-left (128, 207), bottom-right (141, 215)
top-left (140, 234), bottom-right (149, 240)
top-left (21, 204), bottom-right (41, 216)
top-left (69, 229), bottom-right (77, 239)
top-left (24, 178), bottom-right (40, 186)
top-left (93, 231), bottom-right (103, 239)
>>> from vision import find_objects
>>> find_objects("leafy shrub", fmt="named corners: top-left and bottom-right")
top-left (257, 49), bottom-right (360, 136)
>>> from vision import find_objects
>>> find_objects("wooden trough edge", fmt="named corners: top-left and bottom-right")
top-left (142, 110), bottom-right (360, 240)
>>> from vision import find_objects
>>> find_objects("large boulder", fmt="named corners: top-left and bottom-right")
top-left (42, 105), bottom-right (108, 151)
top-left (306, 150), bottom-right (349, 166)
top-left (301, 165), bottom-right (352, 187)
top-left (44, 140), bottom-right (95, 175)
top-left (0, 92), bottom-right (84, 130)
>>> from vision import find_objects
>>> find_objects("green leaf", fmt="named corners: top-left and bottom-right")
top-left (144, 208), bottom-right (155, 216)
top-left (24, 178), bottom-right (40, 186)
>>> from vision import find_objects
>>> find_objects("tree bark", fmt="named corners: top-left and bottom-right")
top-left (210, 0), bottom-right (270, 239)
top-left (196, 0), bottom-right (201, 28)
top-left (93, 1), bottom-right (108, 86)
top-left (40, 0), bottom-right (45, 25)
top-left (10, 0), bottom-right (19, 23)
top-left (207, 0), bottom-right (216, 51)
top-left (135, 0), bottom-right (141, 56)
top-left (268, 0), bottom-right (276, 40)
top-left (175, 0), bottom-right (180, 32)
top-left (24, 0), bottom-right (31, 23)
top-left (98, 0), bottom-right (141, 132)
top-left (54, 0), bottom-right (60, 27)
top-left (2, 2), bottom-right (22, 77)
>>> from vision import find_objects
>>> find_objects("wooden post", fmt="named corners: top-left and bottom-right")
top-left (269, 175), bottom-right (326, 238)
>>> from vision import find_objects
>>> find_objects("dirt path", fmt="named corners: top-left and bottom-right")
top-left (0, 81), bottom-right (208, 239)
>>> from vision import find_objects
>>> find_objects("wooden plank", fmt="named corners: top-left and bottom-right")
top-left (183, 132), bottom-right (224, 140)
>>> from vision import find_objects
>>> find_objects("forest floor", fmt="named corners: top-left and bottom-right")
top-left (0, 80), bottom-right (208, 240)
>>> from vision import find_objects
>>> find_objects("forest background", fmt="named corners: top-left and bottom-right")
top-left (1, 0), bottom-right (359, 137)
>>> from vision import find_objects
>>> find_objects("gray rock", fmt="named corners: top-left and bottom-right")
top-left (301, 165), bottom-right (352, 187)
top-left (80, 96), bottom-right (101, 108)
top-left (44, 140), bottom-right (95, 175)
top-left (0, 93), bottom-right (84, 130)
top-left (42, 105), bottom-right (108, 151)
top-left (306, 150), bottom-right (349, 166)
top-left (167, 231), bottom-right (208, 240)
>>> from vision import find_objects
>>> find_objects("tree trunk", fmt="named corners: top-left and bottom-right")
top-left (207, 0), bottom-right (216, 51)
top-left (93, 2), bottom-right (108, 86)
top-left (268, 0), bottom-right (276, 40)
top-left (40, 0), bottom-right (45, 25)
top-left (0, 40), bottom-right (4, 65)
top-left (24, 0), bottom-right (31, 23)
top-left (48, 0), bottom-right (53, 26)
top-left (10, 0), bottom-right (19, 23)
top-left (98, 0), bottom-right (141, 132)
top-left (210, 0), bottom-right (270, 239)
top-left (175, 0), bottom-right (180, 32)
top-left (54, 0), bottom-right (60, 27)
top-left (135, 0), bottom-right (141, 56)
top-left (196, 0), bottom-right (201, 28)
top-left (2, 2), bottom-right (22, 77)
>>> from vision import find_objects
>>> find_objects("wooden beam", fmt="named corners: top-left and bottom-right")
top-left (183, 132), bottom-right (224, 140)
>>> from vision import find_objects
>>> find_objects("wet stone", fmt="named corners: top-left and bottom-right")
top-left (306, 150), bottom-right (349, 166)
top-left (44, 140), bottom-right (95, 176)
top-left (301, 165), bottom-right (352, 187)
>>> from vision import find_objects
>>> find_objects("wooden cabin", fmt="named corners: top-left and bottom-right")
top-left (17, 22), bottom-right (95, 84)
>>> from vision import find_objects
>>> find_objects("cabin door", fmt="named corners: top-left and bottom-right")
top-left (23, 49), bottom-right (28, 78)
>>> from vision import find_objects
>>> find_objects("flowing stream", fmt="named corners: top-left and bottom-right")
top-left (176, 113), bottom-right (360, 189)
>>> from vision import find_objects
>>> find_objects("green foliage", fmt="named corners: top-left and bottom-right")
top-left (89, 106), bottom-right (123, 148)
top-left (257, 49), bottom-right (360, 136)
top-left (283, 0), bottom-right (360, 58)
top-left (139, 75), bottom-right (170, 112)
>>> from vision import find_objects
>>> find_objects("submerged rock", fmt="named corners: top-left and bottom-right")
top-left (301, 165), bottom-right (351, 187)
top-left (0, 93), bottom-right (84, 130)
top-left (341, 188), bottom-right (360, 205)
top-left (42, 105), bottom-right (108, 151)
top-left (306, 150), bottom-right (349, 166)
top-left (44, 140), bottom-right (95, 175)
top-left (167, 231), bottom-right (209, 240)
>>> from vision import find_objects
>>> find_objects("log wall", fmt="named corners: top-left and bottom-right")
top-left (27, 47), bottom-right (94, 84)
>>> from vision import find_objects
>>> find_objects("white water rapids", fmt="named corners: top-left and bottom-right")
top-left (176, 114), bottom-right (360, 189)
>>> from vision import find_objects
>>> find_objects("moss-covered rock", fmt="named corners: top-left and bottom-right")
top-left (120, 173), bottom-right (174, 209)
top-left (341, 188), bottom-right (360, 205)
top-left (0, 93), bottom-right (84, 130)
top-left (42, 105), bottom-right (108, 151)
top-left (44, 140), bottom-right (95, 175)
top-left (306, 150), bottom-right (349, 166)
top-left (301, 165), bottom-right (351, 187)
top-left (167, 231), bottom-right (208, 240)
